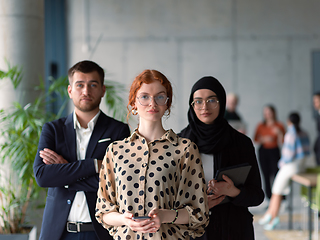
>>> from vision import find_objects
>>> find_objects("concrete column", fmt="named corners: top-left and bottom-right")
top-left (0, 1), bottom-right (45, 234)
top-left (0, 0), bottom-right (45, 108)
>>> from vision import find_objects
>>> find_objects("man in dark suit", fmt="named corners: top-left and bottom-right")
top-left (33, 60), bottom-right (130, 240)
top-left (313, 92), bottom-right (320, 165)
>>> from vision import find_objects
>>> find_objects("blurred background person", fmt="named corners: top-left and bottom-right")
top-left (313, 92), bottom-right (320, 165)
top-left (225, 92), bottom-right (241, 121)
top-left (225, 92), bottom-right (246, 134)
top-left (254, 104), bottom-right (285, 201)
top-left (258, 112), bottom-right (310, 230)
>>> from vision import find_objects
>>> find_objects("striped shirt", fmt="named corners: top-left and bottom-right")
top-left (278, 125), bottom-right (310, 166)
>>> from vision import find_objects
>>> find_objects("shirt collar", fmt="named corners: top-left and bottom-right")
top-left (129, 129), bottom-right (179, 145)
top-left (73, 110), bottom-right (101, 130)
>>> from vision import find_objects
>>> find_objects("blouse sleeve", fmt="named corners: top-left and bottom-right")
top-left (95, 143), bottom-right (118, 235)
top-left (174, 140), bottom-right (209, 238)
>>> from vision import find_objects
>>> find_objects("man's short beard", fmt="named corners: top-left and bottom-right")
top-left (74, 100), bottom-right (101, 113)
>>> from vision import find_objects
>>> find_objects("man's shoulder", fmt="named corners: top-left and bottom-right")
top-left (225, 110), bottom-right (241, 121)
top-left (44, 112), bottom-right (129, 130)
top-left (43, 114), bottom-right (71, 129)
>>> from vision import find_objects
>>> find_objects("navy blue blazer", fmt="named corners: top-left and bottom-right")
top-left (33, 112), bottom-right (130, 240)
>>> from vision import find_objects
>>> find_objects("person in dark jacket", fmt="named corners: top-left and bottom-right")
top-left (179, 76), bottom-right (264, 240)
top-left (33, 60), bottom-right (130, 240)
top-left (313, 92), bottom-right (320, 165)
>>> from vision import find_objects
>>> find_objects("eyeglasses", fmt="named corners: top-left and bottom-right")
top-left (191, 98), bottom-right (219, 110)
top-left (137, 94), bottom-right (169, 106)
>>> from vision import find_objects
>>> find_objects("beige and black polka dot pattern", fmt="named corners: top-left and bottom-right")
top-left (96, 129), bottom-right (209, 240)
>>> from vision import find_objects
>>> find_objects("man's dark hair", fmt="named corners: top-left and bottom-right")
top-left (68, 60), bottom-right (105, 86)
top-left (314, 91), bottom-right (320, 97)
top-left (289, 112), bottom-right (301, 133)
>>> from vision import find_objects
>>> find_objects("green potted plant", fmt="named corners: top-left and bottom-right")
top-left (0, 62), bottom-right (127, 238)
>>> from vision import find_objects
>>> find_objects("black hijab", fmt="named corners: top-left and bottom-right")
top-left (179, 77), bottom-right (260, 239)
top-left (179, 76), bottom-right (232, 170)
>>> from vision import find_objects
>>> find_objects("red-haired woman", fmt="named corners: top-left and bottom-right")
top-left (96, 70), bottom-right (209, 240)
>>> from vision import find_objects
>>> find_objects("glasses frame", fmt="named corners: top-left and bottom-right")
top-left (136, 94), bottom-right (169, 106)
top-left (191, 98), bottom-right (220, 110)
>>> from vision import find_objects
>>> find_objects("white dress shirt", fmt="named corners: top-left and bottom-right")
top-left (67, 111), bottom-right (100, 223)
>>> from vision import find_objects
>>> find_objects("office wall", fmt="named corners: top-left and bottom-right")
top-left (65, 0), bottom-right (320, 164)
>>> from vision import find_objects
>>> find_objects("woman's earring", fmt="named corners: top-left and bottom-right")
top-left (131, 108), bottom-right (138, 115)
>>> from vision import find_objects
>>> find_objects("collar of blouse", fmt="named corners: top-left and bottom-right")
top-left (129, 128), bottom-right (179, 146)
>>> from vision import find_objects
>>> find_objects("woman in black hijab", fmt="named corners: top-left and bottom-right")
top-left (179, 76), bottom-right (264, 240)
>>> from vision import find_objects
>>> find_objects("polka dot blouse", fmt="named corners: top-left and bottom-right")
top-left (96, 129), bottom-right (209, 240)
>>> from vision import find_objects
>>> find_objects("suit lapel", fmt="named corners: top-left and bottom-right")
top-left (86, 112), bottom-right (110, 158)
top-left (64, 113), bottom-right (77, 162)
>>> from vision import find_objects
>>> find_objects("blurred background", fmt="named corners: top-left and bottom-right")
top-left (0, 0), bottom-right (320, 237)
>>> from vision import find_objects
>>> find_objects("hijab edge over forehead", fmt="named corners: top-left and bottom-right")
top-left (189, 76), bottom-right (226, 122)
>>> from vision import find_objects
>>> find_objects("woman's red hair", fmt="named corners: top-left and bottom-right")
top-left (127, 69), bottom-right (173, 121)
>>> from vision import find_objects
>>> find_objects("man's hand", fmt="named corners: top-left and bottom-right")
top-left (40, 148), bottom-right (68, 165)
